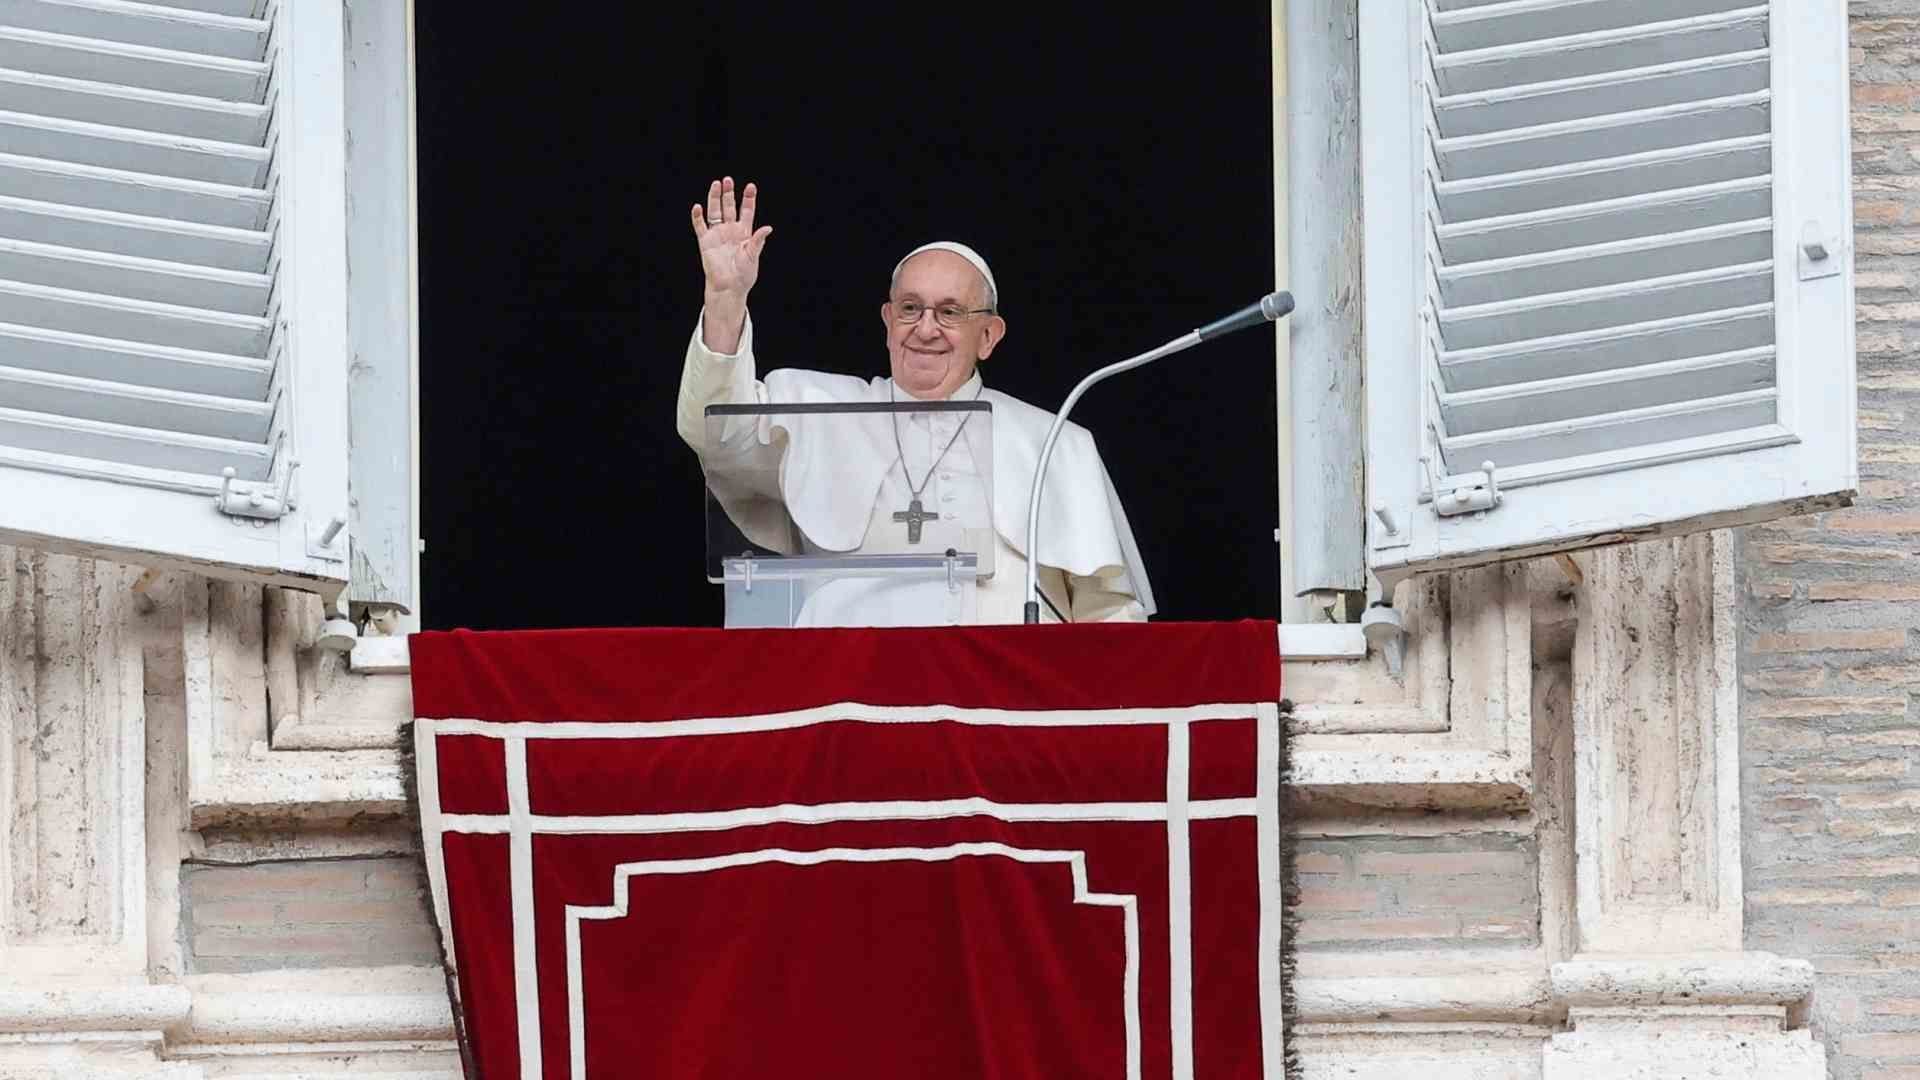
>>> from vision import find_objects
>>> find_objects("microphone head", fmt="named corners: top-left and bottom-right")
top-left (1261, 291), bottom-right (1296, 321)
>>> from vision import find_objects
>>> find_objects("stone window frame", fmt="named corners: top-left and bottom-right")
top-left (182, 567), bottom-right (1540, 824)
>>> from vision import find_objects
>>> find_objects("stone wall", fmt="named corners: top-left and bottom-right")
top-left (1737, 6), bottom-right (1920, 1079)
top-left (1294, 835), bottom-right (1540, 950)
top-left (181, 856), bottom-right (438, 974)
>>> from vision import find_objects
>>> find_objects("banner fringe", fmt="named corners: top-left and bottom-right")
top-left (399, 718), bottom-right (483, 1080)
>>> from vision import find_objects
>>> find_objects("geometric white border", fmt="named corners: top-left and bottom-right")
top-left (416, 700), bottom-right (1284, 1080)
top-left (564, 845), bottom-right (1141, 1080)
top-left (428, 701), bottom-right (1266, 739)
top-left (438, 798), bottom-right (1260, 834)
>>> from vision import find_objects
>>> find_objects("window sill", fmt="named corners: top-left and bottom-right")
top-left (1277, 623), bottom-right (1368, 660)
top-left (346, 623), bottom-right (1372, 674)
top-left (348, 634), bottom-right (411, 674)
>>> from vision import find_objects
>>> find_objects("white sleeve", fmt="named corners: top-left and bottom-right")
top-left (1066, 572), bottom-right (1149, 623)
top-left (1033, 566), bottom-right (1150, 623)
top-left (675, 310), bottom-right (768, 453)
top-left (676, 311), bottom-right (795, 551)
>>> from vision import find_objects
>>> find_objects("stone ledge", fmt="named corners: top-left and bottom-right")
top-left (1550, 953), bottom-right (1817, 1007)
top-left (1542, 1028), bottom-right (1824, 1079)
top-left (165, 968), bottom-right (453, 1051)
top-left (1291, 750), bottom-right (1533, 810)
top-left (0, 974), bottom-right (455, 1048)
top-left (1296, 972), bottom-right (1557, 1024)
top-left (1290, 1026), bottom-right (1551, 1080)
top-left (0, 986), bottom-right (192, 1034)
top-left (198, 744), bottom-right (1537, 818)
top-left (191, 754), bottom-right (409, 827)
top-left (182, 990), bottom-right (453, 1045)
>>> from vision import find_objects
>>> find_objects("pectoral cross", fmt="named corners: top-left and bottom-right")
top-left (892, 498), bottom-right (936, 544)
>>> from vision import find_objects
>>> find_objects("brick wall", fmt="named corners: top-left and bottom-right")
top-left (1292, 835), bottom-right (1539, 950)
top-left (1739, 7), bottom-right (1920, 1078)
top-left (181, 856), bottom-right (440, 973)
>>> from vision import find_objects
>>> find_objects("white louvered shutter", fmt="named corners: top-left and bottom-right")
top-left (0, 0), bottom-right (350, 594)
top-left (1361, 0), bottom-right (1856, 585)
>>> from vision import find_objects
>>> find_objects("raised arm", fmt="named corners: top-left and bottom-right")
top-left (679, 177), bottom-right (776, 451)
top-left (691, 176), bottom-right (772, 354)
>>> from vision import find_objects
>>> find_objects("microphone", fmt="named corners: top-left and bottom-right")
top-left (1023, 291), bottom-right (1296, 624)
top-left (1197, 291), bottom-right (1297, 341)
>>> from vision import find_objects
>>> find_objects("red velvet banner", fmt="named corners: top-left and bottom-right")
top-left (412, 621), bottom-right (1284, 1080)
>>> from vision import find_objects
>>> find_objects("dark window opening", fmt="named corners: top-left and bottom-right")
top-left (416, 6), bottom-right (1278, 630)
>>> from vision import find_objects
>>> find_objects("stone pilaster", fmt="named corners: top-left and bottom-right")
top-left (1544, 533), bottom-right (1824, 1078)
top-left (0, 548), bottom-right (195, 1077)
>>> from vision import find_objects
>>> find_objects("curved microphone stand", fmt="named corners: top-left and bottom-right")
top-left (1023, 291), bottom-right (1296, 624)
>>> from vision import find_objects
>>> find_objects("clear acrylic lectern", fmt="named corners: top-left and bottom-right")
top-left (702, 401), bottom-right (995, 628)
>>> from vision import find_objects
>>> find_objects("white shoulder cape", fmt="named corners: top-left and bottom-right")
top-left (734, 368), bottom-right (1155, 615)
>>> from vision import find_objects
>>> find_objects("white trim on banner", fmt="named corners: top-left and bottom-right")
top-left (428, 700), bottom-right (1260, 740)
top-left (1167, 719), bottom-right (1195, 1080)
top-left (413, 719), bottom-right (456, 965)
top-left (1256, 701), bottom-right (1284, 1079)
top-left (506, 736), bottom-right (542, 1079)
top-left (563, 845), bottom-right (1142, 1080)
top-left (436, 796), bottom-right (1259, 836)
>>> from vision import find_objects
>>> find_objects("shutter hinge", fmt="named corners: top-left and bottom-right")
top-left (215, 460), bottom-right (298, 521)
top-left (1434, 460), bottom-right (1502, 517)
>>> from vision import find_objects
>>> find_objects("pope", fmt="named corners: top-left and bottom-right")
top-left (676, 176), bottom-right (1154, 624)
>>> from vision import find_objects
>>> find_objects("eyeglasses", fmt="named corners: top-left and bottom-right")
top-left (890, 298), bottom-right (995, 329)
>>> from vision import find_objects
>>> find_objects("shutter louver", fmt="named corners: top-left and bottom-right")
top-left (0, 0), bottom-right (351, 594)
top-left (1363, 0), bottom-right (1856, 584)
top-left (1425, 0), bottom-right (1781, 481)
top-left (0, 0), bottom-right (277, 479)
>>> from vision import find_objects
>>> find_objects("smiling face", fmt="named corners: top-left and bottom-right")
top-left (881, 250), bottom-right (1007, 400)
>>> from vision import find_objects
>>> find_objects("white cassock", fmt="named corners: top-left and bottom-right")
top-left (677, 313), bottom-right (1155, 625)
